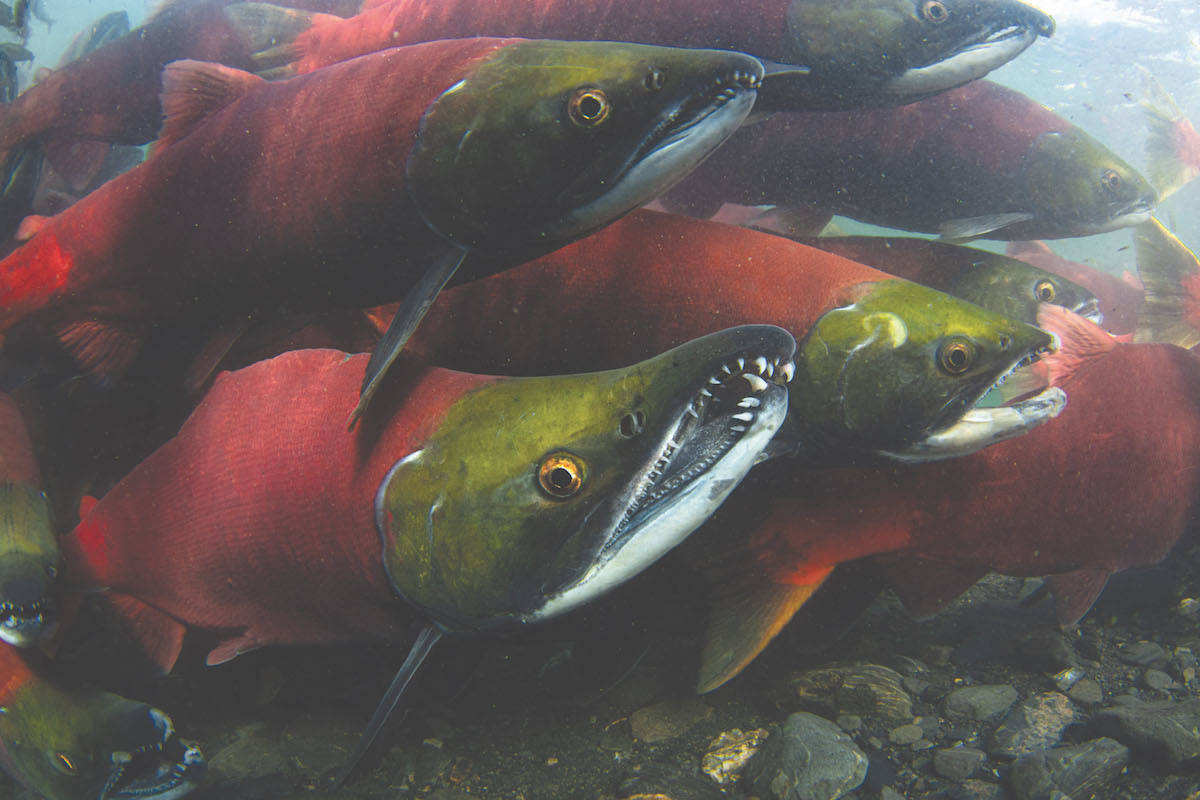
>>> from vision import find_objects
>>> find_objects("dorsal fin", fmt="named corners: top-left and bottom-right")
top-left (158, 60), bottom-right (267, 150)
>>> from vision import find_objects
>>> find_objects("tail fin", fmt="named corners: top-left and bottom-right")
top-left (1138, 65), bottom-right (1200, 200)
top-left (1133, 217), bottom-right (1200, 348)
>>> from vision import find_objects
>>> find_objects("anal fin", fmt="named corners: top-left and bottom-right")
top-left (877, 554), bottom-right (987, 618)
top-left (105, 593), bottom-right (186, 675)
top-left (698, 566), bottom-right (832, 693)
top-left (1045, 568), bottom-right (1111, 624)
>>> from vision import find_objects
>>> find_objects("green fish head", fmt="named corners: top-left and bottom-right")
top-left (0, 484), bottom-right (60, 647)
top-left (377, 326), bottom-right (794, 631)
top-left (768, 0), bottom-right (1055, 109)
top-left (407, 39), bottom-right (762, 251)
top-left (1021, 129), bottom-right (1158, 236)
top-left (944, 250), bottom-right (1102, 326)
top-left (786, 279), bottom-right (1064, 462)
top-left (0, 676), bottom-right (205, 800)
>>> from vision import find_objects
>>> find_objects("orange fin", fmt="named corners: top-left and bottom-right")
top-left (1035, 304), bottom-right (1118, 386)
top-left (54, 318), bottom-right (143, 384)
top-left (158, 60), bottom-right (266, 150)
top-left (1133, 217), bottom-right (1200, 348)
top-left (1045, 568), bottom-right (1111, 624)
top-left (877, 555), bottom-right (987, 618)
top-left (207, 632), bottom-right (261, 666)
top-left (106, 593), bottom-right (186, 674)
top-left (697, 566), bottom-right (832, 693)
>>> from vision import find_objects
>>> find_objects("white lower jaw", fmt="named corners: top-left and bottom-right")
top-left (529, 390), bottom-right (788, 622)
top-left (1077, 207), bottom-right (1155, 236)
top-left (886, 29), bottom-right (1039, 96)
top-left (880, 385), bottom-right (1067, 463)
top-left (549, 91), bottom-right (756, 239)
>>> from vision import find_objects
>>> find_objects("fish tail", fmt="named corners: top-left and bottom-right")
top-left (1132, 217), bottom-right (1200, 348)
top-left (1139, 67), bottom-right (1200, 200)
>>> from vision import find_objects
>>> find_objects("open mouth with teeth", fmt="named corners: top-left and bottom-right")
top-left (882, 342), bottom-right (1067, 463)
top-left (100, 709), bottom-right (205, 800)
top-left (0, 598), bottom-right (53, 647)
top-left (558, 67), bottom-right (762, 237)
top-left (531, 345), bottom-right (793, 622)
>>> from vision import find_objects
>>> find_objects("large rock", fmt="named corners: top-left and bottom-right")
top-left (630, 697), bottom-right (714, 744)
top-left (792, 663), bottom-right (914, 724)
top-left (743, 713), bottom-right (868, 800)
top-left (1091, 699), bottom-right (1200, 768)
top-left (1008, 737), bottom-right (1129, 800)
top-left (989, 693), bottom-right (1075, 760)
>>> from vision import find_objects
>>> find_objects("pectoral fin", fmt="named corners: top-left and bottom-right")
top-left (938, 213), bottom-right (1035, 242)
top-left (336, 624), bottom-right (443, 786)
top-left (348, 247), bottom-right (466, 429)
top-left (697, 566), bottom-right (833, 693)
top-left (54, 316), bottom-right (143, 385)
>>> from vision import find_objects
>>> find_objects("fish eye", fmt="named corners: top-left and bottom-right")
top-left (921, 0), bottom-right (950, 23)
top-left (567, 88), bottom-right (611, 128)
top-left (1100, 168), bottom-right (1122, 192)
top-left (537, 452), bottom-right (586, 498)
top-left (1034, 279), bottom-right (1057, 303)
top-left (938, 339), bottom-right (974, 374)
top-left (619, 410), bottom-right (646, 438)
top-left (51, 752), bottom-right (77, 775)
top-left (643, 67), bottom-right (667, 92)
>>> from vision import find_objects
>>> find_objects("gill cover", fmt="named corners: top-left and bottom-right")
top-left (787, 280), bottom-right (1053, 456)
top-left (406, 39), bottom-right (763, 250)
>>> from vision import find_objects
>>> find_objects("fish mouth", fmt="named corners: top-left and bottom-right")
top-left (552, 66), bottom-right (762, 237)
top-left (1073, 297), bottom-right (1104, 325)
top-left (0, 595), bottom-right (55, 647)
top-left (1078, 197), bottom-right (1157, 235)
top-left (99, 710), bottom-right (205, 800)
top-left (887, 23), bottom-right (1044, 97)
top-left (881, 341), bottom-right (1065, 462)
top-left (531, 343), bottom-right (794, 621)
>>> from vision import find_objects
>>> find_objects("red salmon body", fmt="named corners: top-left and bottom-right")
top-left (61, 350), bottom-right (497, 671)
top-left (0, 38), bottom-right (510, 376)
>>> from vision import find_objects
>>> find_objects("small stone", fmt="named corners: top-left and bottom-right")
top-left (701, 728), bottom-right (769, 785)
top-left (880, 788), bottom-right (905, 800)
top-left (1145, 669), bottom-right (1176, 691)
top-left (1067, 678), bottom-right (1103, 706)
top-left (933, 746), bottom-right (987, 781)
top-left (1091, 698), bottom-right (1200, 768)
top-left (792, 663), bottom-right (913, 723)
top-left (989, 693), bottom-right (1075, 760)
top-left (630, 698), bottom-right (714, 744)
top-left (945, 685), bottom-right (1019, 723)
top-left (1008, 737), bottom-right (1129, 800)
top-left (1052, 667), bottom-right (1084, 693)
top-left (837, 714), bottom-right (862, 732)
top-left (889, 723), bottom-right (924, 745)
top-left (903, 676), bottom-right (931, 696)
top-left (942, 779), bottom-right (1006, 800)
top-left (545, 757), bottom-right (558, 766)
top-left (1118, 641), bottom-right (1169, 668)
top-left (743, 713), bottom-right (868, 800)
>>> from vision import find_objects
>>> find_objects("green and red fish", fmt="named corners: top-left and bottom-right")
top-left (0, 39), bottom-right (762, 417)
top-left (0, 642), bottom-right (204, 799)
top-left (663, 79), bottom-right (1157, 240)
top-left (401, 211), bottom-right (1062, 464)
top-left (1006, 240), bottom-right (1143, 334)
top-left (250, 0), bottom-right (1053, 109)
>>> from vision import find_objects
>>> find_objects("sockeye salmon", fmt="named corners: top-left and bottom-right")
top-left (0, 391), bottom-right (58, 647)
top-left (61, 326), bottom-right (794, 777)
top-left (0, 642), bottom-right (204, 800)
top-left (400, 211), bottom-right (1062, 464)
top-left (662, 79), bottom-right (1157, 241)
top-left (0, 39), bottom-right (762, 420)
top-left (1006, 240), bottom-right (1144, 335)
top-left (245, 0), bottom-right (1054, 110)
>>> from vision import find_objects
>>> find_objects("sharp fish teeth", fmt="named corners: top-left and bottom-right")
top-left (780, 361), bottom-right (795, 382)
top-left (737, 397), bottom-right (761, 408)
top-left (744, 373), bottom-right (769, 392)
top-left (754, 356), bottom-right (768, 375)
top-left (732, 412), bottom-right (755, 422)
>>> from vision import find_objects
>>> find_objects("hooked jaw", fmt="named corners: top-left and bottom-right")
top-left (0, 559), bottom-right (57, 647)
top-left (99, 708), bottom-right (205, 800)
top-left (554, 66), bottom-right (762, 239)
top-left (531, 348), bottom-right (793, 622)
